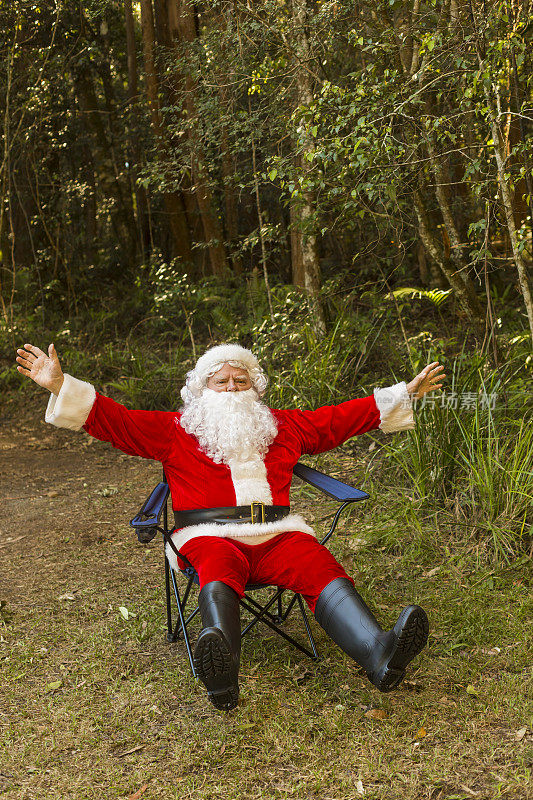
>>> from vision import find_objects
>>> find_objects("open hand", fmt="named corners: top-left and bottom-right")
top-left (406, 362), bottom-right (446, 400)
top-left (16, 343), bottom-right (64, 395)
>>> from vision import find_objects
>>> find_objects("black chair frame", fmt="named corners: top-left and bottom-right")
top-left (130, 462), bottom-right (369, 678)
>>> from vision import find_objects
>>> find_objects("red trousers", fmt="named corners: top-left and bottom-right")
top-left (179, 531), bottom-right (353, 613)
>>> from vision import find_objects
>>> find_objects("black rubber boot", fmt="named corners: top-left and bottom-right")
top-left (193, 581), bottom-right (241, 711)
top-left (314, 577), bottom-right (429, 692)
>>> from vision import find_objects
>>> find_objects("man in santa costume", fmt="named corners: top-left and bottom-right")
top-left (16, 341), bottom-right (445, 711)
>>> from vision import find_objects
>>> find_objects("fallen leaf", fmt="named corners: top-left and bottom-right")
top-left (364, 708), bottom-right (388, 720)
top-left (97, 486), bottom-right (118, 497)
top-left (47, 490), bottom-right (59, 498)
top-left (58, 593), bottom-right (76, 601)
top-left (0, 535), bottom-right (26, 545)
top-left (356, 779), bottom-right (365, 795)
top-left (127, 784), bottom-right (149, 800)
top-left (403, 680), bottom-right (424, 691)
top-left (416, 727), bottom-right (427, 738)
top-left (480, 646), bottom-right (501, 656)
top-left (466, 684), bottom-right (479, 696)
top-left (117, 745), bottom-right (145, 758)
top-left (459, 785), bottom-right (478, 796)
top-left (119, 607), bottom-right (130, 620)
top-left (422, 566), bottom-right (440, 578)
top-left (219, 744), bottom-right (226, 755)
top-left (368, 442), bottom-right (376, 452)
top-left (45, 680), bottom-right (62, 693)
top-left (515, 727), bottom-right (527, 741)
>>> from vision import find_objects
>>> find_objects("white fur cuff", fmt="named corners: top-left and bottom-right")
top-left (45, 373), bottom-right (96, 430)
top-left (373, 381), bottom-right (415, 434)
top-left (165, 513), bottom-right (315, 571)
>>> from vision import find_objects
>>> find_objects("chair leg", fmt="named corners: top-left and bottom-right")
top-left (240, 594), bottom-right (319, 660)
top-left (173, 604), bottom-right (200, 641)
top-left (240, 587), bottom-right (286, 637)
top-left (164, 556), bottom-right (173, 642)
top-left (173, 574), bottom-right (195, 638)
top-left (242, 592), bottom-right (282, 625)
top-left (296, 594), bottom-right (320, 659)
top-left (169, 566), bottom-right (197, 678)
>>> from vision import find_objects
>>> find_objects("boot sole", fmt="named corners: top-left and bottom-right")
top-left (371, 606), bottom-right (429, 692)
top-left (193, 627), bottom-right (239, 711)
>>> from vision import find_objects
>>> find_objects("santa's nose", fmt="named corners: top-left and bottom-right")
top-left (227, 379), bottom-right (237, 391)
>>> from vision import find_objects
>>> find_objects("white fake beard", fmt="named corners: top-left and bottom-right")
top-left (179, 388), bottom-right (278, 465)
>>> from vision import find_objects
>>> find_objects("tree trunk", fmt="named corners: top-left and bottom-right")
top-left (414, 188), bottom-right (484, 331)
top-left (139, 0), bottom-right (192, 264)
top-left (221, 120), bottom-right (242, 275)
top-left (426, 138), bottom-right (483, 315)
top-left (289, 0), bottom-right (325, 334)
top-left (71, 68), bottom-right (138, 265)
top-left (486, 110), bottom-right (533, 343)
top-left (290, 200), bottom-right (304, 287)
top-left (472, 41), bottom-right (533, 343)
top-left (124, 0), bottom-right (151, 259)
top-left (175, 0), bottom-right (228, 277)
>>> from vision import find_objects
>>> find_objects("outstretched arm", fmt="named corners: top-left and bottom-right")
top-left (16, 342), bottom-right (174, 461)
top-left (280, 361), bottom-right (446, 455)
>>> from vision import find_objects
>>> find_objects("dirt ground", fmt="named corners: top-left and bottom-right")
top-left (1, 393), bottom-right (531, 800)
top-left (0, 394), bottom-right (162, 610)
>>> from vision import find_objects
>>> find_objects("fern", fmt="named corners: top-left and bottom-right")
top-left (389, 287), bottom-right (452, 307)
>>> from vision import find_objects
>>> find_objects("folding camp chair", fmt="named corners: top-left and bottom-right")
top-left (130, 462), bottom-right (369, 678)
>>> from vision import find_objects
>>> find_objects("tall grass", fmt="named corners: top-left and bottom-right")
top-left (377, 360), bottom-right (533, 562)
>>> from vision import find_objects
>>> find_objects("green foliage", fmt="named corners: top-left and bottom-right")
top-left (389, 287), bottom-right (452, 307)
top-left (106, 344), bottom-right (188, 411)
top-left (374, 356), bottom-right (533, 562)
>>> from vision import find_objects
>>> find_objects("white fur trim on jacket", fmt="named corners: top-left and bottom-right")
top-left (165, 513), bottom-right (316, 570)
top-left (195, 344), bottom-right (259, 376)
top-left (181, 343), bottom-right (268, 401)
top-left (373, 381), bottom-right (415, 434)
top-left (228, 456), bottom-right (273, 504)
top-left (45, 373), bottom-right (96, 430)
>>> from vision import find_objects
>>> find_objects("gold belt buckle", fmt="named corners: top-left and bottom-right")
top-left (250, 502), bottom-right (265, 523)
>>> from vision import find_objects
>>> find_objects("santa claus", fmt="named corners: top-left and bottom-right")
top-left (16, 341), bottom-right (445, 711)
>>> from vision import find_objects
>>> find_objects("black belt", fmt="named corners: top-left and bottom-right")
top-left (174, 503), bottom-right (290, 528)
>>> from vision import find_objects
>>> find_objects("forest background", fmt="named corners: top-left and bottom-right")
top-left (1, 0), bottom-right (532, 558)
top-left (0, 2), bottom-right (532, 798)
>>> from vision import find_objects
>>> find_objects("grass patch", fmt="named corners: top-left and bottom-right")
top-left (1, 481), bottom-right (531, 800)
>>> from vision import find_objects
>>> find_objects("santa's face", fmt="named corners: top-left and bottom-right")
top-left (179, 377), bottom-right (277, 465)
top-left (206, 363), bottom-right (252, 392)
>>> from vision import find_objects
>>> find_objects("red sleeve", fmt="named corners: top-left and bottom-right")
top-left (83, 393), bottom-right (175, 461)
top-left (278, 395), bottom-right (380, 455)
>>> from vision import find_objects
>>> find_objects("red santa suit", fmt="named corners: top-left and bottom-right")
top-left (45, 373), bottom-right (414, 610)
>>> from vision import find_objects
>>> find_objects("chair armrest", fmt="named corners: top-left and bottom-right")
top-left (130, 482), bottom-right (170, 528)
top-left (293, 462), bottom-right (369, 502)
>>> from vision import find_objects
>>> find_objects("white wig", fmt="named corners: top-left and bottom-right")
top-left (180, 343), bottom-right (268, 403)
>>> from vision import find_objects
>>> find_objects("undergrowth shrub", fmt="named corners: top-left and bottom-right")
top-left (372, 352), bottom-right (533, 562)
